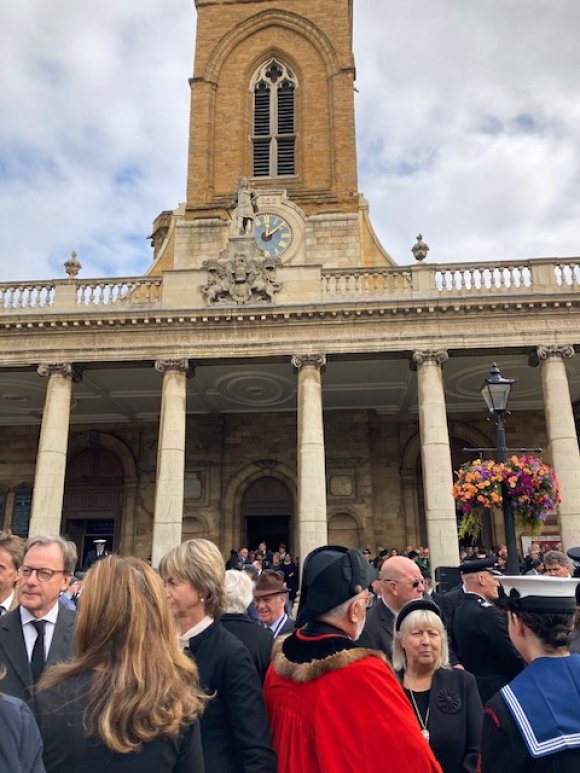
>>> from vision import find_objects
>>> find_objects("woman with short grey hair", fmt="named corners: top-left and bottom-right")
top-left (393, 599), bottom-right (483, 772)
top-left (221, 570), bottom-right (274, 683)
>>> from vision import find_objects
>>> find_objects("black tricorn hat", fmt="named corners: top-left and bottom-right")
top-left (295, 545), bottom-right (377, 628)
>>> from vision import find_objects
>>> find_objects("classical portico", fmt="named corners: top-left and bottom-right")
top-left (1, 0), bottom-right (580, 572)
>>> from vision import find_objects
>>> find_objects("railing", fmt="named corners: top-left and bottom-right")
top-left (321, 268), bottom-right (412, 296)
top-left (0, 277), bottom-right (162, 311)
top-left (75, 278), bottom-right (162, 305)
top-left (322, 258), bottom-right (580, 299)
top-left (0, 258), bottom-right (579, 315)
top-left (0, 283), bottom-right (55, 309)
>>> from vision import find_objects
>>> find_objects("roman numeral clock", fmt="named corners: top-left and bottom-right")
top-left (254, 212), bottom-right (293, 258)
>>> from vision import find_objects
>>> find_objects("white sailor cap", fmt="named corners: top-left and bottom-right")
top-left (499, 575), bottom-right (580, 613)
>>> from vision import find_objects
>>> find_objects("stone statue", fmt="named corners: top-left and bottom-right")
top-left (229, 177), bottom-right (258, 236)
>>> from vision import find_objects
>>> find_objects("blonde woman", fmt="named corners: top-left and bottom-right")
top-left (393, 598), bottom-right (483, 772)
top-left (160, 539), bottom-right (276, 773)
top-left (35, 556), bottom-right (206, 773)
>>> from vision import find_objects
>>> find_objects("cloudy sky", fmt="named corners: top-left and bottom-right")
top-left (1, 0), bottom-right (579, 281)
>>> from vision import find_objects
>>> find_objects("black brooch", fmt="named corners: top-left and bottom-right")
top-left (436, 688), bottom-right (462, 714)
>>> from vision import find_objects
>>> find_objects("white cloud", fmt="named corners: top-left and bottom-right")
top-left (1, 0), bottom-right (579, 279)
top-left (355, 0), bottom-right (580, 263)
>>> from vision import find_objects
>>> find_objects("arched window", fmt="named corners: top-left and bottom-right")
top-left (251, 59), bottom-right (297, 177)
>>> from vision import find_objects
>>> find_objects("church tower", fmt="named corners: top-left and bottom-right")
top-left (149, 0), bottom-right (392, 275)
top-left (187, 0), bottom-right (358, 215)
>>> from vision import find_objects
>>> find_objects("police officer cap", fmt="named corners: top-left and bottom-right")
top-left (567, 546), bottom-right (580, 563)
top-left (458, 557), bottom-right (498, 575)
top-left (295, 545), bottom-right (377, 628)
top-left (499, 575), bottom-right (580, 614)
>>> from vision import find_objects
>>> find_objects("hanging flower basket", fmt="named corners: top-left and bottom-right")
top-left (452, 455), bottom-right (561, 540)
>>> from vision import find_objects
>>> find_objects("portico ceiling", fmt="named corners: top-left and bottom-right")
top-left (1, 353), bottom-right (579, 427)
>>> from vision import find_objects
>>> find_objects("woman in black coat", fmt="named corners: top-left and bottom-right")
top-left (393, 598), bottom-right (483, 773)
top-left (160, 539), bottom-right (277, 773)
top-left (0, 680), bottom-right (45, 773)
top-left (34, 556), bottom-right (206, 773)
top-left (221, 569), bottom-right (273, 683)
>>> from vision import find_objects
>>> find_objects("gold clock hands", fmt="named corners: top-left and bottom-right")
top-left (264, 222), bottom-right (286, 238)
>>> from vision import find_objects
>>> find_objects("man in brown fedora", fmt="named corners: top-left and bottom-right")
top-left (253, 570), bottom-right (295, 638)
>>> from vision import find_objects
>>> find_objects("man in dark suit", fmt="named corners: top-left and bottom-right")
top-left (0, 535), bottom-right (76, 701)
top-left (82, 538), bottom-right (110, 570)
top-left (452, 558), bottom-right (524, 703)
top-left (253, 570), bottom-right (295, 638)
top-left (358, 555), bottom-right (425, 659)
top-left (0, 530), bottom-right (24, 616)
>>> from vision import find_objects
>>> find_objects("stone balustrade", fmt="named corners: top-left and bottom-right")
top-left (322, 257), bottom-right (580, 299)
top-left (0, 282), bottom-right (56, 309)
top-left (0, 277), bottom-right (162, 312)
top-left (0, 258), bottom-right (578, 316)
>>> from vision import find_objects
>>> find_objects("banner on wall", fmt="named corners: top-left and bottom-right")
top-left (521, 534), bottom-right (561, 556)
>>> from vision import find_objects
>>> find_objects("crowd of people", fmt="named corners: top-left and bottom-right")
top-left (1, 527), bottom-right (579, 772)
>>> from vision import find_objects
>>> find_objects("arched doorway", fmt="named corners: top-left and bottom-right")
top-left (328, 512), bottom-right (360, 548)
top-left (62, 447), bottom-right (124, 569)
top-left (242, 477), bottom-right (293, 553)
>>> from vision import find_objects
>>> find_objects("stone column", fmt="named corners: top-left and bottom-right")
top-left (292, 354), bottom-right (328, 566)
top-left (151, 359), bottom-right (189, 567)
top-left (29, 363), bottom-right (77, 536)
top-left (535, 345), bottom-right (580, 550)
top-left (412, 350), bottom-right (460, 571)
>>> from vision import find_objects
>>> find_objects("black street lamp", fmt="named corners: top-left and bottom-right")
top-left (480, 363), bottom-right (520, 574)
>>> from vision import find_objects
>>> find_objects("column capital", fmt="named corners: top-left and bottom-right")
top-left (530, 345), bottom-right (575, 367)
top-left (291, 354), bottom-right (326, 371)
top-left (411, 349), bottom-right (448, 369)
top-left (154, 358), bottom-right (190, 375)
top-left (36, 363), bottom-right (82, 382)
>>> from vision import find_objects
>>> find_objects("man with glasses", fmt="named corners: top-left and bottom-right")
top-left (358, 555), bottom-right (425, 660)
top-left (0, 535), bottom-right (76, 700)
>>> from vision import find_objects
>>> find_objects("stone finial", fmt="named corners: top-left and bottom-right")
top-left (411, 234), bottom-right (429, 262)
top-left (64, 250), bottom-right (82, 278)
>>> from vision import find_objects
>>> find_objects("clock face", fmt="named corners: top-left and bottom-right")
top-left (254, 213), bottom-right (293, 258)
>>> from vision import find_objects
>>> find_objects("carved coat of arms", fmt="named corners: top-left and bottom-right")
top-left (202, 249), bottom-right (281, 305)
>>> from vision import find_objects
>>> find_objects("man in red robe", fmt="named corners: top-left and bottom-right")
top-left (263, 545), bottom-right (442, 773)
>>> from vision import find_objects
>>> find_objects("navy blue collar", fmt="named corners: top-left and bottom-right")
top-left (501, 655), bottom-right (580, 758)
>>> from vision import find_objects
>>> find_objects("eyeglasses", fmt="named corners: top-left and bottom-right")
top-left (18, 566), bottom-right (67, 582)
top-left (382, 578), bottom-right (424, 589)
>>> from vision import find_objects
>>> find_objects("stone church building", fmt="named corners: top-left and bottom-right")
top-left (1, 0), bottom-right (580, 572)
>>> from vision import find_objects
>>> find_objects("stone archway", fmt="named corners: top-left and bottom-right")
top-left (242, 476), bottom-right (293, 554)
top-left (65, 432), bottom-right (139, 556)
top-left (182, 514), bottom-right (210, 542)
top-left (328, 511), bottom-right (362, 548)
top-left (222, 461), bottom-right (296, 553)
top-left (63, 446), bottom-right (124, 568)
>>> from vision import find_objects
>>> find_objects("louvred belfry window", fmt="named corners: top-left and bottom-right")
top-left (251, 59), bottom-right (297, 177)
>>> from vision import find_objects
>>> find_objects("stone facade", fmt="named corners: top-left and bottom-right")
top-left (0, 0), bottom-right (579, 571)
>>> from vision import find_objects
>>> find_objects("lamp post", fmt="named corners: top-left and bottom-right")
top-left (480, 363), bottom-right (520, 574)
